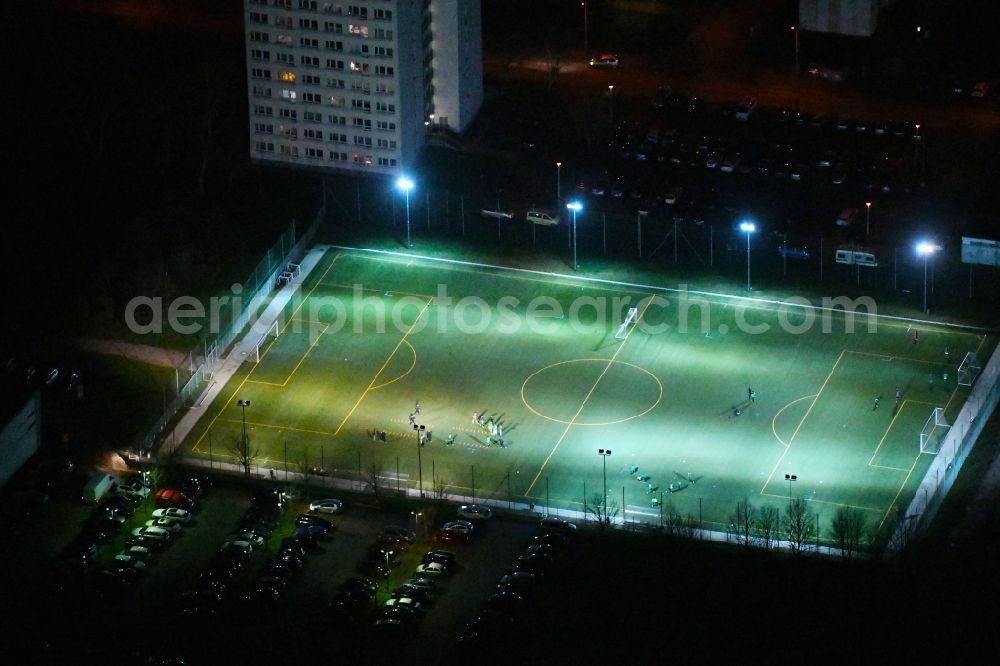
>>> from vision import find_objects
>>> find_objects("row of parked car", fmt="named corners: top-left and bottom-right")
top-left (178, 487), bottom-right (341, 616)
top-left (58, 473), bottom-right (212, 598)
top-left (458, 516), bottom-right (577, 645)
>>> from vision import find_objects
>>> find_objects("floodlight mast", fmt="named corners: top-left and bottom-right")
top-left (739, 221), bottom-right (756, 291)
top-left (396, 176), bottom-right (415, 249)
top-left (916, 241), bottom-right (939, 312)
top-left (598, 448), bottom-right (612, 526)
top-left (567, 201), bottom-right (583, 271)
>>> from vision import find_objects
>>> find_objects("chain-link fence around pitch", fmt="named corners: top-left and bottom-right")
top-left (129, 207), bottom-right (324, 456)
top-left (888, 343), bottom-right (1000, 553)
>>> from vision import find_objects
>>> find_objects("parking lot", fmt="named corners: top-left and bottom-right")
top-left (0, 468), bottom-right (570, 663)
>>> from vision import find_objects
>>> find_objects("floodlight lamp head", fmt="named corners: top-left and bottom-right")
top-left (739, 221), bottom-right (756, 233)
top-left (566, 201), bottom-right (583, 212)
top-left (916, 241), bottom-right (938, 256)
top-left (396, 176), bottom-right (415, 192)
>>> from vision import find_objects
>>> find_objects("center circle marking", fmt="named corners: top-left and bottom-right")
top-left (521, 358), bottom-right (663, 426)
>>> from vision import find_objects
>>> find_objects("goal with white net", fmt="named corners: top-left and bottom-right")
top-left (251, 320), bottom-right (280, 363)
top-left (919, 407), bottom-right (950, 454)
top-left (615, 307), bottom-right (639, 339)
top-left (958, 352), bottom-right (981, 387)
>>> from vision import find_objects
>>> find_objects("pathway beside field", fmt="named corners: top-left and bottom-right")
top-left (158, 244), bottom-right (331, 457)
top-left (78, 338), bottom-right (187, 369)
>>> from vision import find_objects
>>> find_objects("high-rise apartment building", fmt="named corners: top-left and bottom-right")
top-left (244, 0), bottom-right (482, 176)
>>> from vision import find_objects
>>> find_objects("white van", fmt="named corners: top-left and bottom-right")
top-left (526, 211), bottom-right (559, 226)
top-left (835, 246), bottom-right (878, 267)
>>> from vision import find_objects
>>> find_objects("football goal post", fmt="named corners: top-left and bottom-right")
top-left (252, 320), bottom-right (280, 363)
top-left (958, 352), bottom-right (981, 387)
top-left (615, 307), bottom-right (639, 339)
top-left (919, 407), bottom-right (950, 455)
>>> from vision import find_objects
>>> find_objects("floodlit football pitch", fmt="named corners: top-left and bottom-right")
top-left (183, 249), bottom-right (995, 542)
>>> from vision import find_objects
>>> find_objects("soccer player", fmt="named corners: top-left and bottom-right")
top-left (873, 396), bottom-right (880, 411)
top-left (750, 390), bottom-right (757, 404)
top-left (895, 387), bottom-right (902, 404)
top-left (408, 413), bottom-right (416, 426)
top-left (414, 400), bottom-right (421, 415)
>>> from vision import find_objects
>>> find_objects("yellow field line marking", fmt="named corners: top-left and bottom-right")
top-left (192, 251), bottom-right (340, 454)
top-left (246, 380), bottom-right (286, 386)
top-left (216, 417), bottom-right (339, 438)
top-left (869, 464), bottom-right (911, 472)
top-left (771, 395), bottom-right (816, 448)
top-left (760, 492), bottom-right (883, 513)
top-left (871, 336), bottom-right (989, 538)
top-left (333, 299), bottom-right (432, 436)
top-left (525, 297), bottom-right (655, 496)
top-left (760, 350), bottom-right (845, 496)
top-left (369, 339), bottom-right (417, 391)
top-left (868, 399), bottom-right (913, 466)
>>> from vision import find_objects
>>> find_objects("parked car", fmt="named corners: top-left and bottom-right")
top-left (384, 597), bottom-right (423, 613)
top-left (589, 53), bottom-right (619, 69)
top-left (415, 562), bottom-right (449, 577)
top-left (145, 518), bottom-right (182, 534)
top-left (403, 577), bottom-right (438, 591)
top-left (118, 479), bottom-right (150, 497)
top-left (231, 531), bottom-right (265, 548)
top-left (154, 489), bottom-right (194, 511)
top-left (457, 505), bottom-right (492, 521)
top-left (295, 524), bottom-right (329, 540)
top-left (441, 520), bottom-right (474, 535)
top-left (539, 517), bottom-right (577, 533)
top-left (131, 526), bottom-right (171, 542)
top-left (422, 550), bottom-right (456, 567)
top-left (526, 210), bottom-right (559, 226)
top-left (152, 507), bottom-right (191, 522)
top-left (434, 529), bottom-right (467, 545)
top-left (296, 513), bottom-right (332, 529)
top-left (308, 498), bottom-right (344, 514)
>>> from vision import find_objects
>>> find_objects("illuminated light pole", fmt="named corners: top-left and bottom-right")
top-left (784, 473), bottom-right (797, 511)
top-left (865, 201), bottom-right (872, 237)
top-left (739, 221), bottom-right (756, 292)
top-left (567, 201), bottom-right (583, 271)
top-left (582, 1), bottom-right (588, 51)
top-left (413, 422), bottom-right (425, 498)
top-left (555, 161), bottom-right (562, 211)
top-left (598, 448), bottom-right (611, 526)
top-left (917, 241), bottom-right (940, 313)
top-left (608, 84), bottom-right (615, 124)
top-left (396, 176), bottom-right (414, 249)
top-left (237, 399), bottom-right (251, 477)
top-left (791, 25), bottom-right (799, 76)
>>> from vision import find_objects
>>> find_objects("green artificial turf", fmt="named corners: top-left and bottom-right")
top-left (182, 249), bottom-right (995, 543)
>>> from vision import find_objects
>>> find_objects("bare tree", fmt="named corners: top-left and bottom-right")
top-left (830, 507), bottom-right (869, 559)
top-left (783, 498), bottom-right (817, 555)
top-left (434, 476), bottom-right (448, 500)
top-left (754, 505), bottom-right (781, 550)
top-left (585, 492), bottom-right (619, 526)
top-left (227, 434), bottom-right (259, 478)
top-left (729, 497), bottom-right (756, 547)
